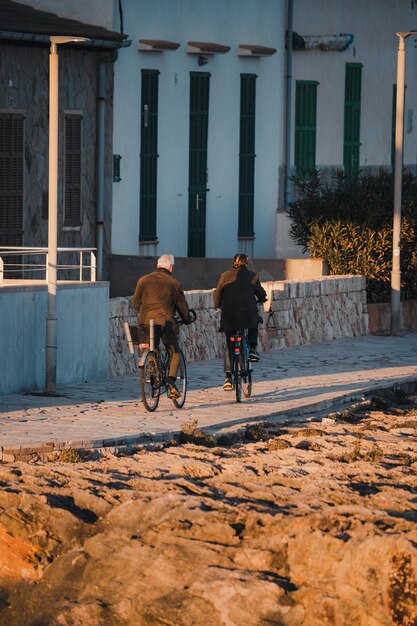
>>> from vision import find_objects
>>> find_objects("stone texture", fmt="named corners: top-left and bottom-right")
top-left (368, 300), bottom-right (417, 334)
top-left (0, 403), bottom-right (416, 625)
top-left (109, 276), bottom-right (369, 377)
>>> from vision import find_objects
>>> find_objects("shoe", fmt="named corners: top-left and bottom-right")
top-left (249, 348), bottom-right (260, 362)
top-left (166, 378), bottom-right (181, 399)
top-left (223, 377), bottom-right (233, 392)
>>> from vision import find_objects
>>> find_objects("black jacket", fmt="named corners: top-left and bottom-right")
top-left (213, 266), bottom-right (267, 331)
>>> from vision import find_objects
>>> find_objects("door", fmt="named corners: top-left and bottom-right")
top-left (188, 72), bottom-right (210, 257)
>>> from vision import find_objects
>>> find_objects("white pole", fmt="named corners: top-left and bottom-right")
top-left (150, 319), bottom-right (155, 351)
top-left (391, 34), bottom-right (406, 335)
top-left (45, 41), bottom-right (59, 393)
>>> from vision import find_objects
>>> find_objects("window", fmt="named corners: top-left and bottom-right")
top-left (343, 63), bottom-right (362, 174)
top-left (64, 113), bottom-right (82, 227)
top-left (0, 112), bottom-right (24, 247)
top-left (238, 73), bottom-right (256, 238)
top-left (188, 72), bottom-right (210, 257)
top-left (140, 69), bottom-right (159, 242)
top-left (294, 81), bottom-right (318, 175)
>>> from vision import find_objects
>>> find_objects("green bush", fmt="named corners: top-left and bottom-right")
top-left (287, 169), bottom-right (417, 302)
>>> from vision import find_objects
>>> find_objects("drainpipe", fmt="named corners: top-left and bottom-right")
top-left (283, 0), bottom-right (293, 210)
top-left (96, 50), bottom-right (118, 280)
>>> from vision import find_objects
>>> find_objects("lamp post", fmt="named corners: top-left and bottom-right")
top-left (391, 31), bottom-right (417, 335)
top-left (45, 35), bottom-right (88, 394)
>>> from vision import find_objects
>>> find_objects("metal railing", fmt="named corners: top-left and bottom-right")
top-left (0, 247), bottom-right (97, 285)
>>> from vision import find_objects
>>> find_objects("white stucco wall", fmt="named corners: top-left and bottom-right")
top-left (292, 0), bottom-right (417, 169)
top-left (0, 283), bottom-right (109, 395)
top-left (111, 0), bottom-right (285, 259)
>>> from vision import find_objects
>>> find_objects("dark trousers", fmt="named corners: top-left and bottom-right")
top-left (224, 327), bottom-right (258, 374)
top-left (139, 324), bottom-right (180, 379)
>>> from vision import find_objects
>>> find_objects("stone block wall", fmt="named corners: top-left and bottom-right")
top-left (265, 275), bottom-right (368, 349)
top-left (109, 275), bottom-right (368, 377)
top-left (367, 300), bottom-right (417, 334)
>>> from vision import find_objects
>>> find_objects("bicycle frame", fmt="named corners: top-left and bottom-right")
top-left (230, 331), bottom-right (252, 402)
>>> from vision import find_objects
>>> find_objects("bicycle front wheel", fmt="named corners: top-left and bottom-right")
top-left (172, 350), bottom-right (187, 409)
top-left (233, 354), bottom-right (242, 403)
top-left (140, 351), bottom-right (161, 412)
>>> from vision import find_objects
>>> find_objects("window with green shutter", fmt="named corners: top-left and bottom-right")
top-left (0, 112), bottom-right (24, 277)
top-left (294, 81), bottom-right (318, 175)
top-left (0, 112), bottom-right (24, 247)
top-left (343, 63), bottom-right (362, 174)
top-left (238, 73), bottom-right (256, 238)
top-left (140, 69), bottom-right (159, 242)
top-left (188, 72), bottom-right (210, 257)
top-left (64, 113), bottom-right (82, 227)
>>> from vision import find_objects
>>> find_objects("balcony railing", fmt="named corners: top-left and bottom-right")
top-left (0, 247), bottom-right (97, 285)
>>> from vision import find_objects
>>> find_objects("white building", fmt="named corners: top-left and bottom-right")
top-left (7, 0), bottom-right (417, 291)
top-left (277, 0), bottom-right (417, 257)
top-left (111, 0), bottom-right (284, 266)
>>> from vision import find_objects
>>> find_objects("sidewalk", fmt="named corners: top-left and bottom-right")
top-left (1, 332), bottom-right (417, 459)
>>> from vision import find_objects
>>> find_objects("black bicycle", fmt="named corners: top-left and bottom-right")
top-left (125, 310), bottom-right (196, 412)
top-left (229, 330), bottom-right (253, 402)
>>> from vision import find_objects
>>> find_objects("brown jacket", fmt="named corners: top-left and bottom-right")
top-left (132, 268), bottom-right (190, 331)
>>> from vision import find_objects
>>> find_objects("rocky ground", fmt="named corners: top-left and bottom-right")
top-left (0, 392), bottom-right (417, 626)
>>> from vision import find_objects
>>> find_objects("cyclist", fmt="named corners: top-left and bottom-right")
top-left (132, 254), bottom-right (191, 399)
top-left (214, 253), bottom-right (267, 391)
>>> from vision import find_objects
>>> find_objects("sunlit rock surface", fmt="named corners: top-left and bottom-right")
top-left (0, 400), bottom-right (416, 625)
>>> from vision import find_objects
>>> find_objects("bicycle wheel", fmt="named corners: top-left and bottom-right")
top-left (172, 349), bottom-right (187, 409)
top-left (241, 355), bottom-right (252, 399)
top-left (140, 351), bottom-right (161, 412)
top-left (233, 354), bottom-right (242, 403)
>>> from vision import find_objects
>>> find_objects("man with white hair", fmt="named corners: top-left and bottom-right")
top-left (132, 254), bottom-right (191, 399)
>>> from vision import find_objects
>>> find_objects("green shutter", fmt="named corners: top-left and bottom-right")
top-left (294, 81), bottom-right (317, 175)
top-left (0, 113), bottom-right (24, 277)
top-left (188, 72), bottom-right (210, 257)
top-left (343, 63), bottom-right (362, 174)
top-left (238, 73), bottom-right (256, 237)
top-left (140, 69), bottom-right (159, 242)
top-left (64, 114), bottom-right (82, 227)
top-left (0, 112), bottom-right (24, 246)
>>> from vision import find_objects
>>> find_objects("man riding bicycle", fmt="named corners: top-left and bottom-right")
top-left (132, 254), bottom-right (192, 399)
top-left (214, 253), bottom-right (267, 391)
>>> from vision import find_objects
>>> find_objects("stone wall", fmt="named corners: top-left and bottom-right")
top-left (109, 275), bottom-right (368, 377)
top-left (367, 300), bottom-right (417, 334)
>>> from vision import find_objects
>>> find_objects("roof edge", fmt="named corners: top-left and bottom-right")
top-left (0, 30), bottom-right (131, 49)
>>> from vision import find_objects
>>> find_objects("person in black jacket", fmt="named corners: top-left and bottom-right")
top-left (214, 253), bottom-right (267, 391)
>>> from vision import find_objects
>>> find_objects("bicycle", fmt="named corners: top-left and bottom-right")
top-left (229, 330), bottom-right (253, 403)
top-left (124, 310), bottom-right (196, 412)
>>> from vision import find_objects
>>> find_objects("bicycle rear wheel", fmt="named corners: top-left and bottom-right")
top-left (172, 350), bottom-right (187, 409)
top-left (233, 354), bottom-right (242, 403)
top-left (140, 351), bottom-right (161, 412)
top-left (242, 360), bottom-right (252, 398)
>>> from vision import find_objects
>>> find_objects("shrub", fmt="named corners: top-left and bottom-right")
top-left (287, 169), bottom-right (417, 302)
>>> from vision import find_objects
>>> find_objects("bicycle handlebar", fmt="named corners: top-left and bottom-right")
top-left (175, 308), bottom-right (197, 326)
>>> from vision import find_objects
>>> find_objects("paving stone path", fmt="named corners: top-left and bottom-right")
top-left (1, 333), bottom-right (417, 456)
